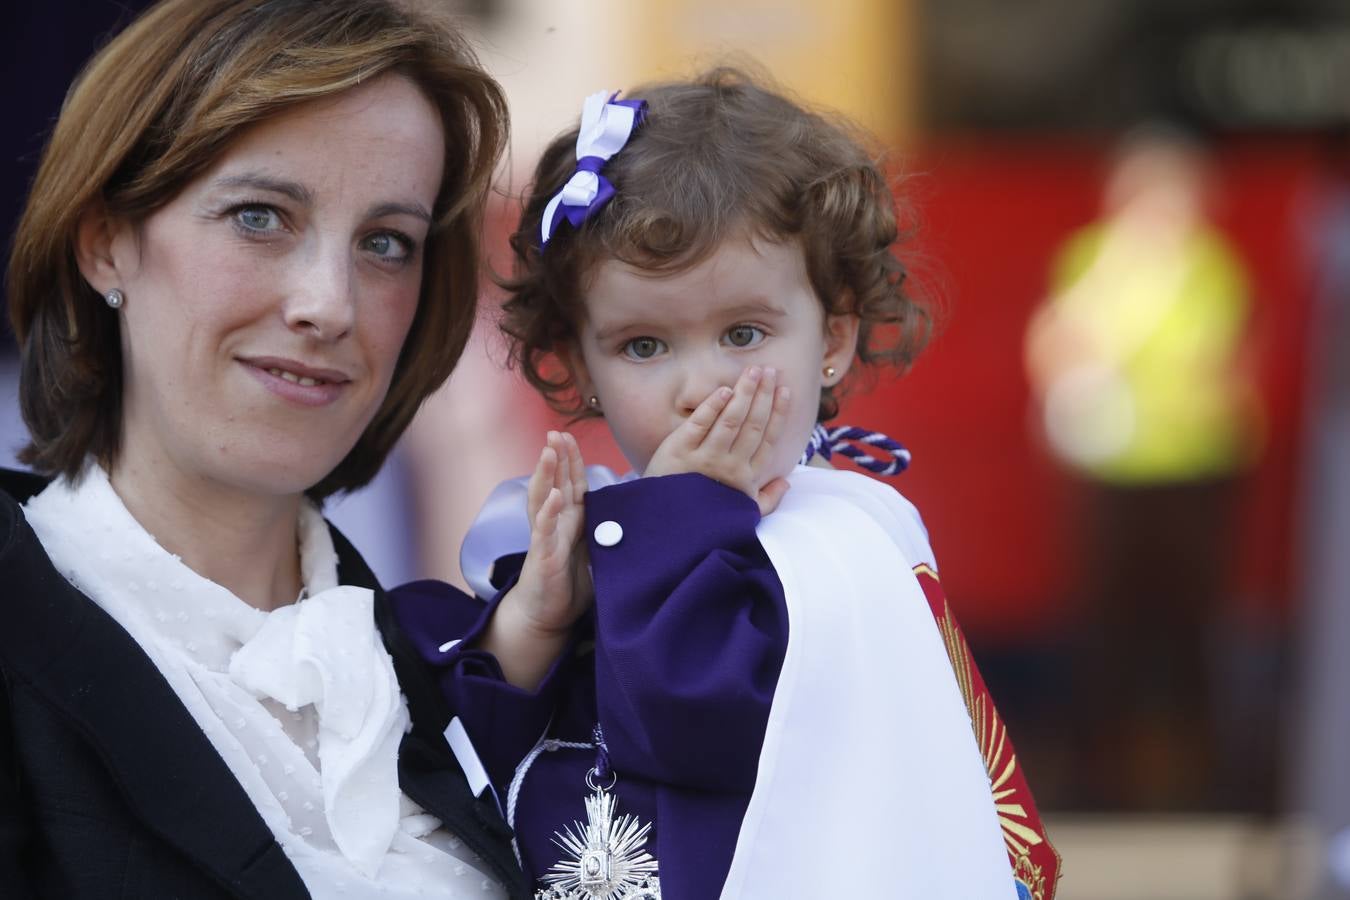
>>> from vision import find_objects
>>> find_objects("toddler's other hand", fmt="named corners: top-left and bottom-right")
top-left (487, 431), bottom-right (590, 689)
top-left (645, 366), bottom-right (791, 516)
top-left (518, 431), bottom-right (591, 633)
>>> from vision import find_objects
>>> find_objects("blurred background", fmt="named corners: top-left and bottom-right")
top-left (4, 1), bottom-right (1349, 897)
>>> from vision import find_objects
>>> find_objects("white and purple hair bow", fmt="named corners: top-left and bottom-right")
top-left (539, 90), bottom-right (647, 246)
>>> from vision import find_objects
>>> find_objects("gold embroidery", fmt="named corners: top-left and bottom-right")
top-left (913, 563), bottom-right (939, 581)
top-left (936, 601), bottom-right (1045, 860)
top-left (915, 566), bottom-right (1060, 899)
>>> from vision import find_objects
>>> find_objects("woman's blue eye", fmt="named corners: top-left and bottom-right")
top-left (361, 231), bottom-right (413, 261)
top-left (235, 205), bottom-right (281, 232)
top-left (725, 325), bottom-right (765, 348)
top-left (623, 337), bottom-right (665, 360)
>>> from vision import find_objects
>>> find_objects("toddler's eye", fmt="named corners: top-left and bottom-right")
top-left (623, 337), bottom-right (666, 360)
top-left (724, 325), bottom-right (765, 348)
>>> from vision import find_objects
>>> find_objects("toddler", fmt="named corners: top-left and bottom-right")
top-left (393, 69), bottom-right (1059, 900)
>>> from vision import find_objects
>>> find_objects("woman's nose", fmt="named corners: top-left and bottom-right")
top-left (284, 247), bottom-right (355, 341)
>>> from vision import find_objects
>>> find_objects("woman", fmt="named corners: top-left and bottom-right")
top-left (0, 1), bottom-right (531, 896)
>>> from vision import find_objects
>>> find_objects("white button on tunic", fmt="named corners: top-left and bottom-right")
top-left (593, 520), bottom-right (623, 547)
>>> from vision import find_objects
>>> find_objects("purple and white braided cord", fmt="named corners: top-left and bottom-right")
top-left (800, 423), bottom-right (912, 476)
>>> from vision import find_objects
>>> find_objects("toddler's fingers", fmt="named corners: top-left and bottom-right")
top-left (526, 437), bottom-right (559, 524)
top-left (706, 366), bottom-right (762, 455)
top-left (730, 367), bottom-right (776, 458)
top-left (563, 432), bottom-right (588, 503)
top-left (526, 485), bottom-right (558, 564)
top-left (530, 486), bottom-right (564, 555)
top-left (552, 431), bottom-right (571, 493)
top-left (534, 485), bottom-right (562, 529)
top-left (676, 384), bottom-right (734, 449)
top-left (749, 385), bottom-right (792, 472)
top-left (756, 476), bottom-right (791, 517)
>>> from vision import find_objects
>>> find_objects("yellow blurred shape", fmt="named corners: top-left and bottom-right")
top-left (622, 0), bottom-right (916, 143)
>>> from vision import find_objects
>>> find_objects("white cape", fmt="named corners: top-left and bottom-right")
top-left (462, 465), bottom-right (1015, 898)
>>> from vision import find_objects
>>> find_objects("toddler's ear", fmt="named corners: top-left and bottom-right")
top-left (555, 342), bottom-right (595, 403)
top-left (822, 312), bottom-right (861, 387)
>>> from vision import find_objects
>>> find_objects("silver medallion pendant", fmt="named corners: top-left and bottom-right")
top-left (535, 780), bottom-right (661, 900)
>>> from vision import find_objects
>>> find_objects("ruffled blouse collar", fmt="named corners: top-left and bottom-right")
top-left (20, 464), bottom-right (480, 890)
top-left (27, 466), bottom-right (339, 671)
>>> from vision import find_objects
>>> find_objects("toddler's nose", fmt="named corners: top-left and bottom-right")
top-left (675, 361), bottom-right (741, 417)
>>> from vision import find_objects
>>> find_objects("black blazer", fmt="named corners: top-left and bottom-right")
top-left (0, 469), bottom-right (532, 899)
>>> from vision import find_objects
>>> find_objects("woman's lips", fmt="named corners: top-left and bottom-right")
top-left (238, 356), bottom-right (350, 407)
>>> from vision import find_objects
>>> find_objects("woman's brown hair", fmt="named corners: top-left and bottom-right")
top-left (500, 66), bottom-right (930, 421)
top-left (7, 0), bottom-right (507, 498)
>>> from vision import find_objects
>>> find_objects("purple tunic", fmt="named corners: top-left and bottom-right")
top-left (390, 474), bottom-right (788, 899)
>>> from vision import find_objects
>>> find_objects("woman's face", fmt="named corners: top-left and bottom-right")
top-left (101, 74), bottom-right (444, 497)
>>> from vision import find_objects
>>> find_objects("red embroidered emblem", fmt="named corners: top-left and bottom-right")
top-left (914, 565), bottom-right (1062, 900)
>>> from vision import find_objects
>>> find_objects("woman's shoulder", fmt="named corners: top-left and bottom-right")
top-left (0, 468), bottom-right (57, 593)
top-left (0, 469), bottom-right (136, 747)
top-left (0, 469), bottom-right (80, 663)
top-left (1, 468), bottom-right (49, 507)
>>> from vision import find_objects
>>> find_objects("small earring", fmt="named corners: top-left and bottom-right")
top-left (104, 288), bottom-right (124, 310)
top-left (824, 365), bottom-right (837, 380)
top-left (587, 395), bottom-right (601, 410)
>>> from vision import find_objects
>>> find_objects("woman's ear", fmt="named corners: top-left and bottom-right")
top-left (822, 312), bottom-right (861, 387)
top-left (73, 203), bottom-right (129, 295)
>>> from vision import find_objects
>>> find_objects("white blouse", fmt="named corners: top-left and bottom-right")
top-left (24, 465), bottom-right (505, 899)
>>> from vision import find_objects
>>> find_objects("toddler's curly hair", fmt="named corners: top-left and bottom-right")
top-left (500, 66), bottom-right (931, 421)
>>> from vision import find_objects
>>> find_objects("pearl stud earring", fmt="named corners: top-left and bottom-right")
top-left (824, 365), bottom-right (837, 380)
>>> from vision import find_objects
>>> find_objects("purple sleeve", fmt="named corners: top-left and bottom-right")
top-left (388, 576), bottom-right (566, 788)
top-left (585, 473), bottom-right (788, 793)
